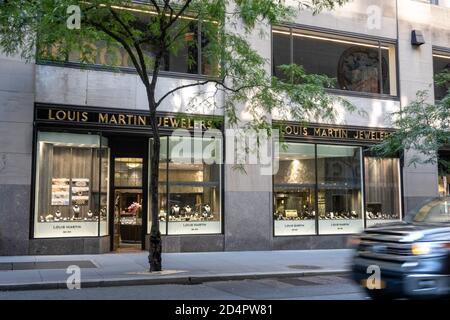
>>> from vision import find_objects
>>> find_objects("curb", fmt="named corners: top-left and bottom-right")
top-left (0, 269), bottom-right (350, 292)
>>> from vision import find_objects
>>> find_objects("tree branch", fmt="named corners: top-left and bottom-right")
top-left (163, 0), bottom-right (194, 32)
top-left (86, 19), bottom-right (147, 84)
top-left (109, 8), bottom-right (135, 40)
top-left (155, 78), bottom-right (268, 107)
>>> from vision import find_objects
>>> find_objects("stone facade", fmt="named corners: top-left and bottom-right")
top-left (0, 0), bottom-right (449, 255)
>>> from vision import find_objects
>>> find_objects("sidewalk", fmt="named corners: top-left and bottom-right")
top-left (0, 249), bottom-right (353, 291)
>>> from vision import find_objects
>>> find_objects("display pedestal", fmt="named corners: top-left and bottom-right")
top-left (120, 224), bottom-right (142, 242)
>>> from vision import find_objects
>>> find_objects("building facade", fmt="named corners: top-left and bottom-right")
top-left (0, 0), bottom-right (449, 255)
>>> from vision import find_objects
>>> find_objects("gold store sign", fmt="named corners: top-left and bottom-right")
top-left (280, 123), bottom-right (393, 143)
top-left (37, 107), bottom-right (219, 130)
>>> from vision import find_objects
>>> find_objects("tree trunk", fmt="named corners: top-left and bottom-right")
top-left (148, 107), bottom-right (162, 272)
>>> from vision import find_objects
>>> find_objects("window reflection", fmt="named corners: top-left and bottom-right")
top-left (364, 157), bottom-right (401, 227)
top-left (272, 28), bottom-right (397, 96)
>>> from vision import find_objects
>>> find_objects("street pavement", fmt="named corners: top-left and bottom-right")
top-left (0, 249), bottom-right (353, 291)
top-left (0, 274), bottom-right (368, 300)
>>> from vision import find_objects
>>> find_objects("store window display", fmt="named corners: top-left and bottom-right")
top-left (317, 145), bottom-right (363, 234)
top-left (150, 136), bottom-right (222, 235)
top-left (34, 132), bottom-right (109, 238)
top-left (364, 157), bottom-right (402, 227)
top-left (273, 143), bottom-right (364, 236)
top-left (438, 150), bottom-right (450, 197)
top-left (273, 143), bottom-right (316, 235)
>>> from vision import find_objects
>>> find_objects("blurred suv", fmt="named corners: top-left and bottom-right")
top-left (352, 197), bottom-right (450, 299)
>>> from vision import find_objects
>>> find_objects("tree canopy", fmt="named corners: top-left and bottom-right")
top-left (371, 71), bottom-right (450, 171)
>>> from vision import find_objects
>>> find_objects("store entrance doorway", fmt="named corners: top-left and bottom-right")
top-left (109, 136), bottom-right (148, 252)
top-left (113, 185), bottom-right (143, 251)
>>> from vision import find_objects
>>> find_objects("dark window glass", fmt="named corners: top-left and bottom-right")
top-left (39, 16), bottom-right (213, 76)
top-left (272, 28), bottom-right (397, 96)
top-left (433, 53), bottom-right (450, 101)
top-left (272, 28), bottom-right (291, 80)
top-left (438, 149), bottom-right (450, 197)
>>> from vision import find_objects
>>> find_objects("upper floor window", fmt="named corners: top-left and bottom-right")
top-left (272, 27), bottom-right (398, 97)
top-left (433, 51), bottom-right (450, 101)
top-left (38, 15), bottom-right (215, 77)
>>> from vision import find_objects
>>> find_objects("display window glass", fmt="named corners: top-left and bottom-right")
top-left (317, 145), bottom-right (363, 234)
top-left (34, 132), bottom-right (110, 238)
top-left (438, 150), bottom-right (450, 197)
top-left (274, 143), bottom-right (317, 235)
top-left (149, 136), bottom-right (222, 235)
top-left (272, 27), bottom-right (398, 96)
top-left (273, 143), bottom-right (365, 236)
top-left (364, 157), bottom-right (402, 227)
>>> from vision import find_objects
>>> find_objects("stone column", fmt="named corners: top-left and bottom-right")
top-left (223, 9), bottom-right (273, 251)
top-left (397, 0), bottom-right (444, 214)
top-left (0, 52), bottom-right (35, 255)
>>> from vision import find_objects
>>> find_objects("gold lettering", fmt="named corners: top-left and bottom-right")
top-left (170, 118), bottom-right (180, 128)
top-left (109, 115), bottom-right (118, 124)
top-left (302, 127), bottom-right (308, 136)
top-left (67, 111), bottom-right (76, 121)
top-left (118, 114), bottom-right (126, 125)
top-left (342, 130), bottom-right (348, 139)
top-left (56, 110), bottom-right (66, 121)
top-left (48, 110), bottom-right (55, 120)
top-left (81, 112), bottom-right (88, 122)
top-left (328, 129), bottom-right (334, 137)
top-left (99, 113), bottom-right (109, 123)
top-left (314, 128), bottom-right (321, 136)
top-left (285, 126), bottom-right (293, 135)
top-left (138, 116), bottom-right (146, 126)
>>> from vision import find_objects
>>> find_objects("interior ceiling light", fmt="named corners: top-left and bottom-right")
top-left (433, 54), bottom-right (450, 60)
top-left (272, 29), bottom-right (389, 50)
top-left (127, 163), bottom-right (141, 169)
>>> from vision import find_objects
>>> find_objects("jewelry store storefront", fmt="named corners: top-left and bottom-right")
top-left (273, 122), bottom-right (403, 238)
top-left (31, 103), bottom-right (223, 253)
top-left (30, 103), bottom-right (403, 254)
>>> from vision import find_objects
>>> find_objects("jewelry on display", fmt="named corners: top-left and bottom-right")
top-left (72, 205), bottom-right (81, 218)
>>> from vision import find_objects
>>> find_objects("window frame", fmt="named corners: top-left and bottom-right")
top-left (32, 130), bottom-right (110, 239)
top-left (432, 47), bottom-right (450, 102)
top-left (271, 24), bottom-right (400, 100)
top-left (36, 18), bottom-right (211, 80)
top-left (272, 140), bottom-right (403, 237)
top-left (151, 135), bottom-right (223, 236)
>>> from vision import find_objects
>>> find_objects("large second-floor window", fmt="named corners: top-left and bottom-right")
top-left (433, 51), bottom-right (450, 101)
top-left (39, 14), bottom-right (215, 76)
top-left (272, 27), bottom-right (398, 96)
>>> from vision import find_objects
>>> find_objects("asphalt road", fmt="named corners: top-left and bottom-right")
top-left (0, 274), bottom-right (368, 300)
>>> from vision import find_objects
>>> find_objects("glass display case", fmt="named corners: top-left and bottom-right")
top-left (317, 145), bottom-right (363, 234)
top-left (149, 136), bottom-right (222, 235)
top-left (34, 132), bottom-right (109, 238)
top-left (273, 143), bottom-right (316, 235)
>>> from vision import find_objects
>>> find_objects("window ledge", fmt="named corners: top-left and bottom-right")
top-left (325, 88), bottom-right (400, 101)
